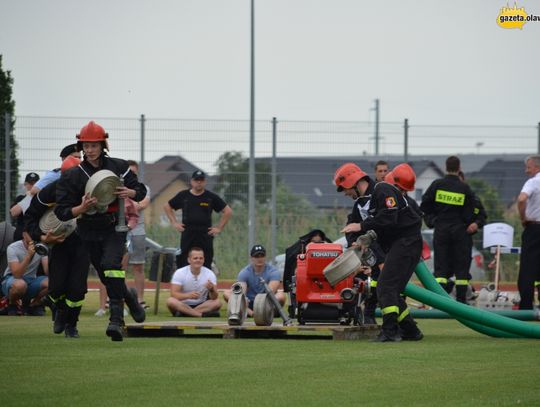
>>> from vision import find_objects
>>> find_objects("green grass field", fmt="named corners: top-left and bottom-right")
top-left (1, 291), bottom-right (538, 407)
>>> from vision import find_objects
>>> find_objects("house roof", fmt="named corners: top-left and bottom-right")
top-left (256, 156), bottom-right (444, 208)
top-left (468, 159), bottom-right (527, 207)
top-left (143, 153), bottom-right (528, 209)
top-left (407, 154), bottom-right (526, 173)
top-left (142, 155), bottom-right (205, 200)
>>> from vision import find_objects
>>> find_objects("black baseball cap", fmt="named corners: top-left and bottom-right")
top-left (60, 144), bottom-right (79, 159)
top-left (191, 170), bottom-right (206, 180)
top-left (250, 244), bottom-right (266, 257)
top-left (24, 172), bottom-right (40, 184)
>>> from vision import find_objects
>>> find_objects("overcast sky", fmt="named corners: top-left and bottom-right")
top-left (1, 0), bottom-right (539, 125)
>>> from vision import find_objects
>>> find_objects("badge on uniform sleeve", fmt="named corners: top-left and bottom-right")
top-left (385, 197), bottom-right (397, 208)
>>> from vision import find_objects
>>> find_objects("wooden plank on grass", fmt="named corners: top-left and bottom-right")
top-left (127, 320), bottom-right (380, 340)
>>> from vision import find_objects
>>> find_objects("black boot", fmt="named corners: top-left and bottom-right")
top-left (399, 314), bottom-right (424, 341)
top-left (124, 287), bottom-right (146, 323)
top-left (42, 295), bottom-right (58, 322)
top-left (53, 300), bottom-right (67, 334)
top-left (439, 282), bottom-right (451, 294)
top-left (456, 285), bottom-right (468, 304)
top-left (106, 299), bottom-right (126, 342)
top-left (65, 306), bottom-right (81, 338)
top-left (372, 312), bottom-right (401, 342)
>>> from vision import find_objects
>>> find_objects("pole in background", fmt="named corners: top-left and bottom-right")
top-left (537, 122), bottom-right (540, 155)
top-left (4, 113), bottom-right (11, 222)
top-left (374, 99), bottom-right (380, 156)
top-left (271, 117), bottom-right (277, 264)
top-left (248, 0), bottom-right (256, 254)
top-left (139, 114), bottom-right (145, 183)
top-left (404, 118), bottom-right (409, 162)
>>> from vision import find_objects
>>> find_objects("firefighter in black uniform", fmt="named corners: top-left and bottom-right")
top-left (334, 163), bottom-right (385, 327)
top-left (24, 156), bottom-right (89, 338)
top-left (459, 171), bottom-right (487, 292)
top-left (420, 156), bottom-right (475, 304)
top-left (55, 121), bottom-right (147, 341)
top-left (338, 163), bottom-right (424, 342)
top-left (164, 170), bottom-right (232, 269)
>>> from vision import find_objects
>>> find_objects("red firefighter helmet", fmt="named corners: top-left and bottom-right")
top-left (76, 121), bottom-right (108, 142)
top-left (61, 156), bottom-right (81, 173)
top-left (392, 163), bottom-right (416, 191)
top-left (334, 163), bottom-right (367, 192)
top-left (384, 171), bottom-right (395, 185)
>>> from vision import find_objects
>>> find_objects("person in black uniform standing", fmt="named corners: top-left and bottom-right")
top-left (458, 171), bottom-right (487, 293)
top-left (334, 163), bottom-right (385, 326)
top-left (24, 156), bottom-right (89, 338)
top-left (338, 163), bottom-right (424, 342)
top-left (420, 156), bottom-right (475, 304)
top-left (55, 121), bottom-right (147, 341)
top-left (164, 170), bottom-right (232, 270)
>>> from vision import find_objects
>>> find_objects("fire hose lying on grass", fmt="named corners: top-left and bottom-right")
top-left (406, 261), bottom-right (540, 339)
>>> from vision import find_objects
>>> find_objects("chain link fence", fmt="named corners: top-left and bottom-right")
top-left (1, 115), bottom-right (538, 279)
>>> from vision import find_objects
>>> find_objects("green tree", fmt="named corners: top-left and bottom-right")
top-left (209, 151), bottom-right (343, 277)
top-left (468, 177), bottom-right (504, 222)
top-left (214, 151), bottom-right (275, 205)
top-left (0, 55), bottom-right (19, 221)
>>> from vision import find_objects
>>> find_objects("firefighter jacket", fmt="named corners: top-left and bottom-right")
top-left (471, 191), bottom-right (487, 230)
top-left (346, 178), bottom-right (376, 247)
top-left (54, 155), bottom-right (147, 225)
top-left (361, 182), bottom-right (422, 252)
top-left (420, 174), bottom-right (475, 227)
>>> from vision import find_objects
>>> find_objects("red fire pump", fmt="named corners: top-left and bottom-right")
top-left (291, 242), bottom-right (368, 325)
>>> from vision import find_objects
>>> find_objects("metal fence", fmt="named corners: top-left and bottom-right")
top-left (1, 115), bottom-right (538, 279)
top-left (5, 116), bottom-right (539, 178)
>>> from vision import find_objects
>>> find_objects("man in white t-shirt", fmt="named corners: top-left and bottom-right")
top-left (517, 155), bottom-right (540, 309)
top-left (166, 247), bottom-right (221, 317)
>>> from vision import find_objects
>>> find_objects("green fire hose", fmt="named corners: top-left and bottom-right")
top-left (374, 308), bottom-right (540, 321)
top-left (408, 261), bottom-right (540, 339)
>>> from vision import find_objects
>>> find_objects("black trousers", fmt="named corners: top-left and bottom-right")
top-left (48, 233), bottom-right (90, 303)
top-left (364, 267), bottom-right (380, 317)
top-left (518, 224), bottom-right (540, 309)
top-left (177, 227), bottom-right (214, 269)
top-left (81, 227), bottom-right (128, 301)
top-left (377, 235), bottom-right (422, 321)
top-left (433, 222), bottom-right (470, 282)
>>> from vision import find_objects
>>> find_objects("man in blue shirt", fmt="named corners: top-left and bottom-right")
top-left (224, 244), bottom-right (285, 316)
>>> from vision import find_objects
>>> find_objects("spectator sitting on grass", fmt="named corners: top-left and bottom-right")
top-left (166, 247), bottom-right (221, 317)
top-left (223, 244), bottom-right (285, 317)
top-left (0, 232), bottom-right (48, 316)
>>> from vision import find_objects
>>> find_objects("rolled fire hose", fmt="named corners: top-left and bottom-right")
top-left (84, 170), bottom-right (121, 215)
top-left (0, 222), bottom-right (15, 253)
top-left (227, 282), bottom-right (248, 326)
top-left (253, 293), bottom-right (274, 326)
top-left (0, 222), bottom-right (15, 271)
top-left (323, 247), bottom-right (363, 287)
top-left (323, 230), bottom-right (378, 287)
top-left (39, 208), bottom-right (77, 238)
